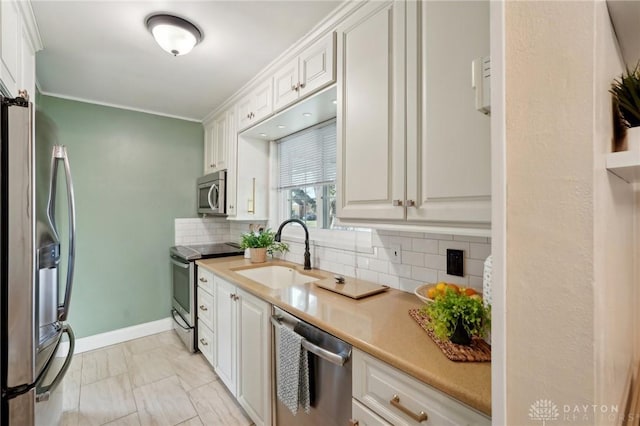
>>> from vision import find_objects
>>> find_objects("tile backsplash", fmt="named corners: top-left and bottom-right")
top-left (277, 230), bottom-right (491, 293)
top-left (174, 219), bottom-right (490, 294)
top-left (174, 218), bottom-right (231, 245)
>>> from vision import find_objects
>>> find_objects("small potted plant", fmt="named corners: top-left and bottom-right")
top-left (239, 228), bottom-right (289, 263)
top-left (610, 62), bottom-right (640, 151)
top-left (423, 288), bottom-right (490, 346)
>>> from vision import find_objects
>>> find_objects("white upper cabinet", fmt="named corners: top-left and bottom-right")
top-left (405, 1), bottom-right (491, 224)
top-left (203, 112), bottom-right (228, 174)
top-left (273, 32), bottom-right (336, 111)
top-left (226, 107), bottom-right (238, 216)
top-left (1, 0), bottom-right (39, 99)
top-left (237, 79), bottom-right (273, 131)
top-left (1, 0), bottom-right (20, 96)
top-left (336, 0), bottom-right (491, 232)
top-left (336, 0), bottom-right (406, 220)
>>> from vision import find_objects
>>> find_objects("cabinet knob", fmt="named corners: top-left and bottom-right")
top-left (405, 200), bottom-right (416, 207)
top-left (390, 394), bottom-right (428, 423)
top-left (199, 305), bottom-right (208, 311)
top-left (392, 199), bottom-right (403, 206)
top-left (199, 338), bottom-right (208, 346)
top-left (199, 277), bottom-right (208, 283)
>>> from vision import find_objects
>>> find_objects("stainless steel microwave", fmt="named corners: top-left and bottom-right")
top-left (197, 170), bottom-right (226, 215)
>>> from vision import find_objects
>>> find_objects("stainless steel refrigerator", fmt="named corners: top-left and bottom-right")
top-left (1, 94), bottom-right (76, 425)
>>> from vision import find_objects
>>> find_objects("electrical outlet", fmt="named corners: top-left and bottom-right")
top-left (446, 249), bottom-right (464, 277)
top-left (389, 244), bottom-right (401, 264)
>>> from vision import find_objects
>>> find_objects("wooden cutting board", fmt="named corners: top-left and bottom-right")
top-left (313, 277), bottom-right (389, 299)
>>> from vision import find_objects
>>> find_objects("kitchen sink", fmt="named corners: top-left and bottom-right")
top-left (233, 265), bottom-right (320, 289)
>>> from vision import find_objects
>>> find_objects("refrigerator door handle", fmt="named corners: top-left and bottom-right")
top-left (47, 145), bottom-right (76, 322)
top-left (35, 324), bottom-right (75, 402)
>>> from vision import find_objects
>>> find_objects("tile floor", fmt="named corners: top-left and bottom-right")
top-left (60, 331), bottom-right (254, 426)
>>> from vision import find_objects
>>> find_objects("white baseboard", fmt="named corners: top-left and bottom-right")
top-left (58, 317), bottom-right (173, 355)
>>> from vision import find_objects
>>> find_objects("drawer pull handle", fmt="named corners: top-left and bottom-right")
top-left (199, 338), bottom-right (208, 346)
top-left (199, 305), bottom-right (208, 311)
top-left (390, 395), bottom-right (428, 423)
top-left (199, 277), bottom-right (208, 283)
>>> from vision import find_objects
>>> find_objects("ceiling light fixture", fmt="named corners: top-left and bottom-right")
top-left (146, 14), bottom-right (202, 56)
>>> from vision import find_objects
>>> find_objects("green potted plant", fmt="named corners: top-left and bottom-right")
top-left (423, 288), bottom-right (490, 345)
top-left (239, 229), bottom-right (289, 263)
top-left (610, 62), bottom-right (640, 151)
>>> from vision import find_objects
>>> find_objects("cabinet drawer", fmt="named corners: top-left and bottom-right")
top-left (197, 320), bottom-right (215, 366)
top-left (352, 399), bottom-right (392, 426)
top-left (197, 286), bottom-right (214, 330)
top-left (352, 349), bottom-right (490, 426)
top-left (197, 267), bottom-right (214, 294)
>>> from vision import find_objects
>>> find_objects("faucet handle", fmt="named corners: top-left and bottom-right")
top-left (334, 275), bottom-right (346, 284)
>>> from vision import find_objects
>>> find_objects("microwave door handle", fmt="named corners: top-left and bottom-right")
top-left (52, 146), bottom-right (76, 322)
top-left (208, 183), bottom-right (219, 210)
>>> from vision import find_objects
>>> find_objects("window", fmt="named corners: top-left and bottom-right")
top-left (277, 119), bottom-right (336, 229)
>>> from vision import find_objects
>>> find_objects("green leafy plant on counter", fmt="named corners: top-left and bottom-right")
top-left (611, 62), bottom-right (640, 128)
top-left (239, 229), bottom-right (289, 255)
top-left (422, 288), bottom-right (490, 343)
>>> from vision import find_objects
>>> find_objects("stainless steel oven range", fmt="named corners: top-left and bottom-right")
top-left (169, 243), bottom-right (243, 352)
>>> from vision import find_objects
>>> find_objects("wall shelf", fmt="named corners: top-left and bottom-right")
top-left (606, 150), bottom-right (640, 183)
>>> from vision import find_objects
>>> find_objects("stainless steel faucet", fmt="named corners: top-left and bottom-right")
top-left (274, 218), bottom-right (311, 270)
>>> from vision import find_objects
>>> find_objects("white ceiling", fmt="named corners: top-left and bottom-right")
top-left (32, 0), bottom-right (342, 122)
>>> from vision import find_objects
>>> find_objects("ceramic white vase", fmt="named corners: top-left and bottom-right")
top-left (626, 126), bottom-right (640, 151)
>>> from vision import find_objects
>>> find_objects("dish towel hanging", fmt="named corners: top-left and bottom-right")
top-left (277, 324), bottom-right (311, 415)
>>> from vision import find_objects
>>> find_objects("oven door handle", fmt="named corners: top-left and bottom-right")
top-left (171, 258), bottom-right (190, 269)
top-left (271, 315), bottom-right (350, 366)
top-left (171, 309), bottom-right (192, 331)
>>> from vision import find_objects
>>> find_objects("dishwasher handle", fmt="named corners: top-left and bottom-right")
top-left (271, 315), bottom-right (350, 366)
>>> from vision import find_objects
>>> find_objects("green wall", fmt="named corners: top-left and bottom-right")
top-left (36, 95), bottom-right (202, 338)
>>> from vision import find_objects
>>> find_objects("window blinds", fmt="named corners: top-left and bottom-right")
top-left (278, 120), bottom-right (336, 189)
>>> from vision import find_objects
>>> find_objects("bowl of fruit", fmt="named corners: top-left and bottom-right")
top-left (414, 281), bottom-right (481, 304)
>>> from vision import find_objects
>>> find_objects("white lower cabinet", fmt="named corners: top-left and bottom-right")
top-left (352, 349), bottom-right (490, 426)
top-left (352, 399), bottom-right (392, 426)
top-left (213, 274), bottom-right (272, 426)
top-left (196, 268), bottom-right (215, 366)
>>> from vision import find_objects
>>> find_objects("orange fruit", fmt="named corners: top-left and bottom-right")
top-left (427, 287), bottom-right (437, 299)
top-left (463, 288), bottom-right (478, 297)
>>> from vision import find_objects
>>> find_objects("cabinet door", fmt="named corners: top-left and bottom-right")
top-left (214, 276), bottom-right (237, 396)
top-left (232, 135), bottom-right (270, 221)
top-left (405, 0), bottom-right (491, 224)
top-left (250, 79), bottom-right (273, 123)
top-left (212, 114), bottom-right (227, 172)
top-left (272, 57), bottom-right (299, 111)
top-left (299, 32), bottom-right (336, 98)
top-left (236, 95), bottom-right (253, 131)
top-left (237, 289), bottom-right (271, 426)
top-left (20, 26), bottom-right (35, 101)
top-left (1, 0), bottom-right (21, 96)
top-left (203, 121), bottom-right (216, 174)
top-left (336, 1), bottom-right (406, 220)
top-left (226, 107), bottom-right (238, 216)
top-left (352, 399), bottom-right (393, 426)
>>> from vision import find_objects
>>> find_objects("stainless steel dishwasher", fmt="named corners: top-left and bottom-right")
top-left (272, 306), bottom-right (352, 426)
